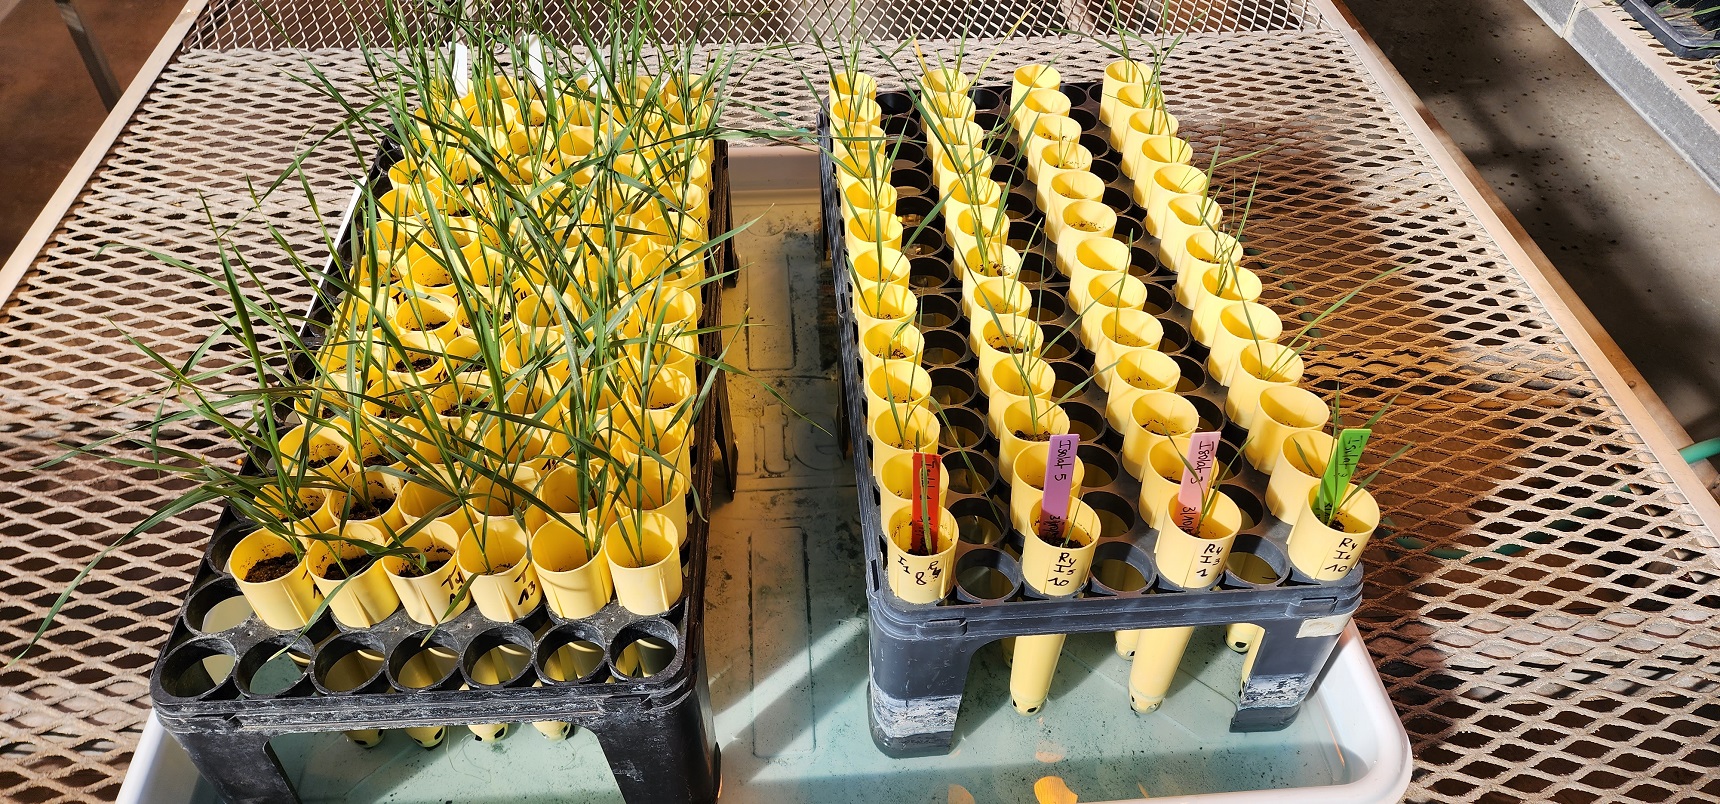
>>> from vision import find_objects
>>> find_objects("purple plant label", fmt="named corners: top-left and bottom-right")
top-left (1174, 431), bottom-right (1223, 533)
top-left (1035, 434), bottom-right (1081, 541)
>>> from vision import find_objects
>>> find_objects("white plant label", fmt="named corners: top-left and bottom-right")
top-left (452, 44), bottom-right (471, 96)
top-left (1297, 613), bottom-right (1351, 639)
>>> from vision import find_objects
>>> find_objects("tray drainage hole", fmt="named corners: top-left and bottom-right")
top-left (942, 451), bottom-right (998, 496)
top-left (915, 294), bottom-right (961, 329)
top-left (937, 408), bottom-right (988, 450)
top-left (1077, 445), bottom-right (1121, 488)
top-left (950, 497), bottom-right (1007, 546)
top-left (238, 639), bottom-right (311, 697)
top-left (611, 626), bottom-right (677, 680)
top-left (1047, 360), bottom-right (1088, 400)
top-left (392, 635), bottom-right (460, 690)
top-left (929, 366), bottom-right (976, 407)
top-left (316, 636), bottom-right (386, 693)
top-left (955, 550), bottom-right (1019, 602)
top-left (1092, 558), bottom-right (1149, 594)
top-left (1041, 326), bottom-right (1081, 361)
top-left (921, 329), bottom-right (971, 367)
top-left (161, 638), bottom-right (236, 699)
top-left (1227, 551), bottom-right (1281, 585)
top-left (542, 639), bottom-right (607, 683)
top-left (1082, 490), bottom-right (1137, 538)
top-left (465, 629), bottom-right (534, 688)
top-left (187, 580), bottom-right (253, 633)
top-left (1221, 485), bottom-right (1267, 531)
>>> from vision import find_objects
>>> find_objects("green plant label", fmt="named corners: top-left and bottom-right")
top-left (1035, 434), bottom-right (1080, 543)
top-left (1174, 431), bottom-right (1222, 533)
top-left (911, 451), bottom-right (940, 553)
top-left (1315, 427), bottom-right (1371, 521)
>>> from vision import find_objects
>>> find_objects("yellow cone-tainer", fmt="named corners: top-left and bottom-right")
top-left (877, 451), bottom-right (952, 526)
top-left (864, 360), bottom-right (933, 423)
top-left (882, 506), bottom-right (958, 604)
top-left (1244, 386), bottom-right (1328, 475)
top-left (1009, 500), bottom-right (1100, 714)
top-left (867, 406), bottom-right (940, 485)
top-left (306, 533), bottom-right (401, 628)
top-left (1104, 350), bottom-right (1182, 432)
top-left (1288, 485), bottom-right (1381, 580)
top-left (1268, 430), bottom-right (1335, 522)
top-left (229, 531), bottom-right (321, 630)
top-left (456, 517), bottom-right (541, 622)
top-left (604, 512), bottom-right (683, 616)
top-left (1226, 342), bottom-right (1305, 430)
top-left (1207, 302), bottom-right (1282, 386)
top-left (1009, 441), bottom-right (1087, 535)
top-left (1120, 391), bottom-right (1199, 480)
top-left (1011, 64), bottom-right (1061, 112)
top-left (532, 518), bottom-right (615, 619)
top-left (1127, 489), bottom-right (1244, 713)
top-left (382, 521), bottom-right (468, 625)
top-left (998, 398), bottom-right (1071, 480)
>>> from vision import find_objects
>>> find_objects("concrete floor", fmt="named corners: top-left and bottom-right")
top-left (1346, 0), bottom-right (1720, 446)
top-left (3, 0), bottom-right (1720, 441)
top-left (0, 0), bottom-right (182, 256)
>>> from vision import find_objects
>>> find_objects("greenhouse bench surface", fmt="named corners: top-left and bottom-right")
top-left (2, 0), bottom-right (1719, 802)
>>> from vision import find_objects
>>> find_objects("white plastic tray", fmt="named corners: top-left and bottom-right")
top-left (117, 185), bottom-right (1410, 804)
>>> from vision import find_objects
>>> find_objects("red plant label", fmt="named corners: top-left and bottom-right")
top-left (911, 451), bottom-right (940, 553)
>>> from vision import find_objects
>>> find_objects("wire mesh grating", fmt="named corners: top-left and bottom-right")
top-left (0, 3), bottom-right (1718, 803)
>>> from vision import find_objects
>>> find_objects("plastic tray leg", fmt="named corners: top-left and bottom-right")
top-left (865, 616), bottom-right (979, 757)
top-left (592, 672), bottom-right (721, 804)
top-left (1229, 617), bottom-right (1345, 732)
top-left (173, 727), bottom-right (298, 803)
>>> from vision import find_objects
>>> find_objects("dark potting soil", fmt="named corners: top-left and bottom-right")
top-left (1036, 530), bottom-right (1082, 549)
top-left (362, 453), bottom-right (391, 468)
top-left (395, 555), bottom-right (449, 578)
top-left (987, 337), bottom-right (1025, 353)
top-left (320, 555), bottom-right (377, 581)
top-left (887, 347), bottom-right (911, 359)
top-left (304, 454), bottom-right (337, 469)
top-left (1014, 429), bottom-right (1053, 442)
top-left (348, 497), bottom-right (395, 520)
top-left (245, 554), bottom-right (301, 583)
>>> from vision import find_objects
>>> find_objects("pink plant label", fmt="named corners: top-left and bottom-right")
top-left (1173, 431), bottom-right (1223, 533)
top-left (1035, 434), bottom-right (1081, 542)
top-left (911, 452), bottom-right (940, 552)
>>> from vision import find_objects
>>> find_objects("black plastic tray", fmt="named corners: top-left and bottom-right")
top-left (148, 139), bottom-right (736, 804)
top-left (1622, 0), bottom-right (1720, 59)
top-left (820, 82), bottom-right (1363, 756)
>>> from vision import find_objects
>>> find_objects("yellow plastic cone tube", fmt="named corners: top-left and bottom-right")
top-left (1243, 386), bottom-right (1328, 475)
top-left (981, 356), bottom-right (1055, 435)
top-left (1120, 391), bottom-right (1199, 481)
top-left (382, 521), bottom-right (468, 626)
top-left (306, 533), bottom-right (401, 629)
top-left (1128, 489), bottom-right (1243, 712)
top-left (1104, 350), bottom-right (1181, 433)
top-left (1226, 342), bottom-right (1305, 431)
top-left (604, 512), bottom-right (683, 616)
top-left (867, 406), bottom-right (940, 485)
top-left (998, 399), bottom-right (1071, 480)
top-left (1267, 430), bottom-right (1335, 522)
top-left (877, 451), bottom-right (951, 527)
top-left (882, 506), bottom-right (959, 604)
top-left (1010, 64), bottom-right (1060, 114)
top-left (1008, 441), bottom-right (1087, 535)
top-left (456, 518), bottom-right (540, 622)
top-left (228, 531), bottom-right (321, 631)
top-left (1010, 500), bottom-right (1101, 714)
top-left (1207, 301), bottom-right (1282, 386)
top-left (531, 518), bottom-right (615, 619)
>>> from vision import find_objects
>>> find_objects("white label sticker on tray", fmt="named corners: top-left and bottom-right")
top-left (1297, 613), bottom-right (1351, 639)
